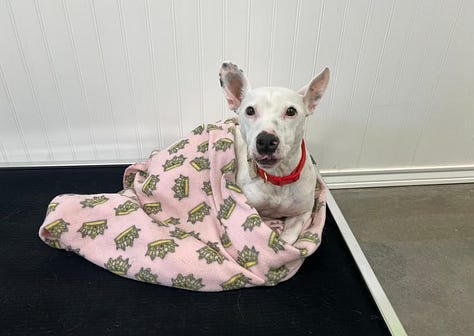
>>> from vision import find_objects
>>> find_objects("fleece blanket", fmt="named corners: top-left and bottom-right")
top-left (39, 119), bottom-right (326, 291)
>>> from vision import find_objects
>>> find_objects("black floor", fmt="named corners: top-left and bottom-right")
top-left (0, 166), bottom-right (389, 336)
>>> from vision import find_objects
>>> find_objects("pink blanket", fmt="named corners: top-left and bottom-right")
top-left (39, 119), bottom-right (326, 291)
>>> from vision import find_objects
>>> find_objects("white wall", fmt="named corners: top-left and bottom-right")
top-left (1, 0), bottom-right (473, 184)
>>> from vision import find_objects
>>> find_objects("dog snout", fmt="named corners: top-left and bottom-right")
top-left (256, 131), bottom-right (279, 155)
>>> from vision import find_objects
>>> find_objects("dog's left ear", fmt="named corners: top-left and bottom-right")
top-left (298, 68), bottom-right (330, 115)
top-left (219, 62), bottom-right (250, 112)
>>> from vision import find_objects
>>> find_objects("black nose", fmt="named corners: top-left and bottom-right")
top-left (256, 132), bottom-right (279, 155)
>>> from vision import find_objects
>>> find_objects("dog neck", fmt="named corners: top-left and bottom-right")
top-left (254, 141), bottom-right (306, 186)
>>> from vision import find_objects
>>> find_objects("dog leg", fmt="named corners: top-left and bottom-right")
top-left (280, 211), bottom-right (312, 245)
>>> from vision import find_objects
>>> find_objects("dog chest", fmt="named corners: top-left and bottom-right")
top-left (241, 179), bottom-right (315, 219)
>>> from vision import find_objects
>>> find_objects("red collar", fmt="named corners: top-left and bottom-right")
top-left (256, 141), bottom-right (307, 186)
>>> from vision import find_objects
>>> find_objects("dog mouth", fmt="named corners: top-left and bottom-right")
top-left (254, 155), bottom-right (280, 168)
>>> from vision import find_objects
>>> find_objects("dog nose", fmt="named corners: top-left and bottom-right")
top-left (256, 132), bottom-right (279, 155)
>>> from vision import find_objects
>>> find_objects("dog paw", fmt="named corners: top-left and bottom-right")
top-left (281, 212), bottom-right (312, 245)
top-left (280, 229), bottom-right (299, 245)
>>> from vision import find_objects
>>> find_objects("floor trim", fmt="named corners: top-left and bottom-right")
top-left (326, 187), bottom-right (408, 336)
top-left (321, 165), bottom-right (474, 189)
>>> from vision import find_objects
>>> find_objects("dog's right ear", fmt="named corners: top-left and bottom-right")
top-left (219, 62), bottom-right (250, 112)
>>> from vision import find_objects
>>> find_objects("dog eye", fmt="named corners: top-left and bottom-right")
top-left (245, 106), bottom-right (255, 116)
top-left (286, 107), bottom-right (297, 117)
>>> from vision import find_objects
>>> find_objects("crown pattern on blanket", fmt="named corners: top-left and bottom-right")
top-left (38, 119), bottom-right (326, 291)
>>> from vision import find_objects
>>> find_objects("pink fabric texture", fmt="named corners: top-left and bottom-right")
top-left (38, 119), bottom-right (327, 291)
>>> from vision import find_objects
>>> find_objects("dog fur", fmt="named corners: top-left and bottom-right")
top-left (219, 62), bottom-right (329, 244)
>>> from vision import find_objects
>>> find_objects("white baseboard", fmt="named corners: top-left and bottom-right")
top-left (321, 165), bottom-right (474, 189)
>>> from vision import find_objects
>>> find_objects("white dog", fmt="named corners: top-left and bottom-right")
top-left (219, 62), bottom-right (329, 244)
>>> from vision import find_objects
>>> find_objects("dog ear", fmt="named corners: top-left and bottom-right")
top-left (219, 62), bottom-right (250, 111)
top-left (299, 68), bottom-right (330, 115)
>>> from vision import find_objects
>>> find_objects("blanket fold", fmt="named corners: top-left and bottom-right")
top-left (39, 119), bottom-right (326, 291)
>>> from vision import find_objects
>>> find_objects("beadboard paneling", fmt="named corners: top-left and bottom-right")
top-left (1, 0), bottom-right (473, 175)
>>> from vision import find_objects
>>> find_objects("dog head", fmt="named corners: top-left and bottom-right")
top-left (219, 62), bottom-right (329, 169)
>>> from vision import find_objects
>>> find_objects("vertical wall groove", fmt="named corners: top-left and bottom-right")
top-left (222, 0), bottom-right (227, 59)
top-left (356, 0), bottom-right (395, 167)
top-left (89, 0), bottom-right (120, 158)
top-left (6, 0), bottom-right (54, 161)
top-left (0, 143), bottom-right (7, 163)
top-left (325, 0), bottom-right (351, 122)
top-left (409, 0), bottom-right (465, 165)
top-left (244, 0), bottom-right (251, 72)
top-left (62, 0), bottom-right (99, 160)
top-left (116, 0), bottom-right (143, 158)
top-left (34, 0), bottom-right (77, 160)
top-left (169, 0), bottom-right (183, 137)
top-left (0, 62), bottom-right (30, 161)
top-left (144, 0), bottom-right (164, 149)
top-left (343, 0), bottom-right (373, 138)
top-left (288, 0), bottom-right (301, 89)
top-left (267, 0), bottom-right (277, 86)
top-left (391, 2), bottom-right (416, 106)
top-left (311, 0), bottom-right (325, 76)
top-left (197, 0), bottom-right (205, 123)
top-left (221, 0), bottom-right (227, 119)
top-left (403, 1), bottom-right (444, 166)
